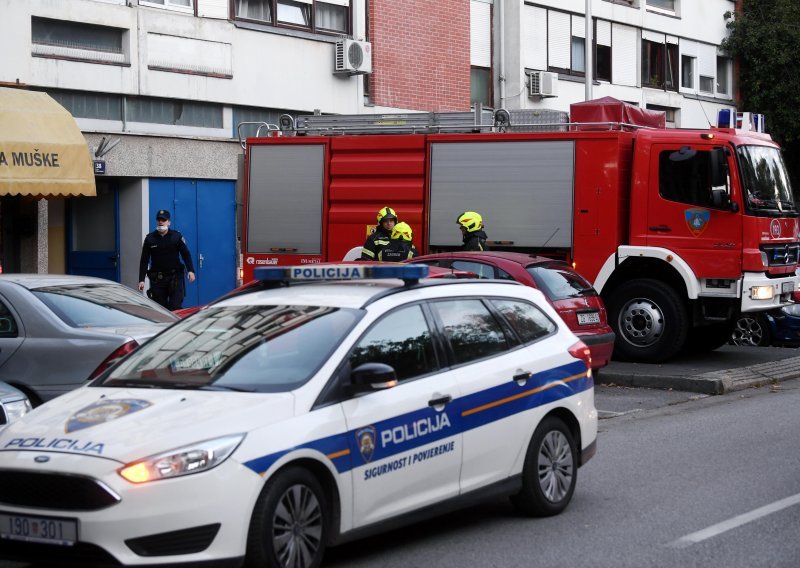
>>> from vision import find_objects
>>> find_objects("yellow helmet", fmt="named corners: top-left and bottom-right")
top-left (391, 222), bottom-right (413, 242)
top-left (376, 206), bottom-right (398, 224)
top-left (457, 211), bottom-right (483, 232)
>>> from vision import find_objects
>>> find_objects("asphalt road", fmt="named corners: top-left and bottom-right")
top-left (2, 376), bottom-right (798, 567)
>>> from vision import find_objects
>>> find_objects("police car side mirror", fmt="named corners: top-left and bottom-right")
top-left (351, 363), bottom-right (398, 392)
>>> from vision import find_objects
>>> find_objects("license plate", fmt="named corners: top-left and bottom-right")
top-left (577, 311), bottom-right (601, 325)
top-left (0, 512), bottom-right (77, 546)
top-left (782, 282), bottom-right (794, 294)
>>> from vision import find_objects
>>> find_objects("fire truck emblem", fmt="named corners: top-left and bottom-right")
top-left (770, 219), bottom-right (782, 239)
top-left (685, 208), bottom-right (710, 237)
top-left (355, 426), bottom-right (377, 463)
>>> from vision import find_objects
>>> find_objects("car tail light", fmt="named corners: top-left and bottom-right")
top-left (88, 340), bottom-right (139, 380)
top-left (568, 341), bottom-right (592, 376)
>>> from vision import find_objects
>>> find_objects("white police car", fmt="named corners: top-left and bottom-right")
top-left (0, 265), bottom-right (597, 567)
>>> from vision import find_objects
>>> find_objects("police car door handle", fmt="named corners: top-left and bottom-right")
top-left (513, 371), bottom-right (532, 385)
top-left (428, 394), bottom-right (452, 408)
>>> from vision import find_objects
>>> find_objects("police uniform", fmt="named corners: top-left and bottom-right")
top-left (139, 211), bottom-right (195, 310)
top-left (378, 240), bottom-right (418, 262)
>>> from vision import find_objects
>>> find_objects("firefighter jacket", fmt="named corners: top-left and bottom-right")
top-left (461, 230), bottom-right (489, 252)
top-left (378, 240), bottom-right (419, 262)
top-left (361, 226), bottom-right (393, 260)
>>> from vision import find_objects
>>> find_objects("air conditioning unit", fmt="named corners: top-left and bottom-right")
top-left (334, 39), bottom-right (372, 75)
top-left (528, 71), bottom-right (558, 98)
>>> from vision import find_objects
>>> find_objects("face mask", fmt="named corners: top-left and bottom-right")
top-left (156, 225), bottom-right (168, 233)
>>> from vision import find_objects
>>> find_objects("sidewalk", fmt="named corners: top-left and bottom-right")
top-left (596, 344), bottom-right (800, 395)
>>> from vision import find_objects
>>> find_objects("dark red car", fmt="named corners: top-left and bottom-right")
top-left (413, 251), bottom-right (615, 371)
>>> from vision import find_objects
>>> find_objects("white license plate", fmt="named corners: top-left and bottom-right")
top-left (782, 282), bottom-right (794, 294)
top-left (577, 312), bottom-right (601, 325)
top-left (0, 512), bottom-right (77, 546)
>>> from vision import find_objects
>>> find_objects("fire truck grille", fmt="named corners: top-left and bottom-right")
top-left (0, 470), bottom-right (120, 511)
top-left (761, 244), bottom-right (800, 267)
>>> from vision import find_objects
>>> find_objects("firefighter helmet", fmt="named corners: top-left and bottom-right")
top-left (391, 222), bottom-right (413, 242)
top-left (457, 211), bottom-right (483, 232)
top-left (376, 207), bottom-right (398, 224)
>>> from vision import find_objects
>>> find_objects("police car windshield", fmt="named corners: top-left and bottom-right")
top-left (99, 304), bottom-right (362, 392)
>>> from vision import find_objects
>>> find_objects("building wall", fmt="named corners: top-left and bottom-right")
top-left (369, 0), bottom-right (471, 111)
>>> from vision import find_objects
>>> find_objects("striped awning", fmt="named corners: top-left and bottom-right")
top-left (0, 87), bottom-right (95, 197)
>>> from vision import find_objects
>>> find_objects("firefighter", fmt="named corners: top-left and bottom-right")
top-left (361, 206), bottom-right (398, 260)
top-left (457, 211), bottom-right (489, 251)
top-left (138, 209), bottom-right (196, 310)
top-left (378, 222), bottom-right (418, 262)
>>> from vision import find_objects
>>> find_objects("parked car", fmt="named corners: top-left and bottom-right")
top-left (730, 305), bottom-right (800, 347)
top-left (0, 264), bottom-right (596, 567)
top-left (413, 251), bottom-right (615, 370)
top-left (0, 381), bottom-right (31, 429)
top-left (0, 275), bottom-right (178, 404)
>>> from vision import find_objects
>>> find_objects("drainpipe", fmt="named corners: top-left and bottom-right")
top-left (499, 0), bottom-right (505, 108)
top-left (585, 0), bottom-right (593, 101)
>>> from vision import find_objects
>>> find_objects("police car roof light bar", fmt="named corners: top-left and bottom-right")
top-left (254, 264), bottom-right (430, 285)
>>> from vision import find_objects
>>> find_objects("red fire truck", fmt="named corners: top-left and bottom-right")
top-left (239, 97), bottom-right (800, 363)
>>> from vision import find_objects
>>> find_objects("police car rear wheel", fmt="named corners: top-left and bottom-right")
top-left (246, 467), bottom-right (329, 568)
top-left (511, 417), bottom-right (576, 517)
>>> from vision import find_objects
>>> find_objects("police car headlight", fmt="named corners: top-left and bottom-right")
top-left (4, 399), bottom-right (32, 423)
top-left (118, 434), bottom-right (244, 484)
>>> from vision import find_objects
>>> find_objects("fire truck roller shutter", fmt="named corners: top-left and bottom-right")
top-left (246, 144), bottom-right (324, 254)
top-left (428, 141), bottom-right (574, 248)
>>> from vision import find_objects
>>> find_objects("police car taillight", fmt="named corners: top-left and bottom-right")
top-left (568, 341), bottom-right (592, 374)
top-left (88, 340), bottom-right (138, 380)
top-left (255, 264), bottom-right (429, 283)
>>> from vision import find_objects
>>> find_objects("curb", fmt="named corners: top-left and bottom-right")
top-left (596, 354), bottom-right (800, 395)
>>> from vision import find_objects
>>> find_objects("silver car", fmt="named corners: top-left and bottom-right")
top-left (0, 275), bottom-right (177, 404)
top-left (0, 381), bottom-right (30, 428)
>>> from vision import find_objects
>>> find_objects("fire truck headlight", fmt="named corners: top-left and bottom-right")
top-left (750, 285), bottom-right (775, 301)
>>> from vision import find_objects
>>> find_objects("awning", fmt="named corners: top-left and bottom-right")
top-left (0, 87), bottom-right (95, 197)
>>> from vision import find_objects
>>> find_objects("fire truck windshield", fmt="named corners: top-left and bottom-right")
top-left (737, 145), bottom-right (797, 216)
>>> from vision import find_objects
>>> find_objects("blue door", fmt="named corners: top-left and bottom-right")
top-left (67, 181), bottom-right (120, 281)
top-left (149, 179), bottom-right (236, 307)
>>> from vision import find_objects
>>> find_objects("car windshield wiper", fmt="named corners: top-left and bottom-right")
top-left (199, 384), bottom-right (257, 393)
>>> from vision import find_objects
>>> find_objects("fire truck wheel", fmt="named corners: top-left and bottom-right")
top-left (608, 279), bottom-right (688, 363)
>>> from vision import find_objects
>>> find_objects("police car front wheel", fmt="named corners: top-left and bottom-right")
top-left (511, 416), bottom-right (577, 517)
top-left (246, 466), bottom-right (330, 568)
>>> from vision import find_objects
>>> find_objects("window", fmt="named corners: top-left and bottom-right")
top-left (470, 67), bottom-right (492, 107)
top-left (526, 265), bottom-right (598, 302)
top-left (127, 98), bottom-right (223, 128)
top-left (681, 55), bottom-right (695, 89)
top-left (571, 36), bottom-right (585, 74)
top-left (546, 11), bottom-right (586, 76)
top-left (451, 260), bottom-right (494, 279)
top-left (642, 39), bottom-right (678, 91)
top-left (141, 0), bottom-right (192, 9)
top-left (490, 299), bottom-right (555, 344)
top-left (716, 56), bottom-right (731, 96)
top-left (596, 44), bottom-right (611, 82)
top-left (699, 75), bottom-right (714, 93)
top-left (48, 91), bottom-right (123, 121)
top-left (646, 0), bottom-right (675, 12)
top-left (350, 305), bottom-right (438, 382)
top-left (431, 300), bottom-right (508, 365)
top-left (235, 0), bottom-right (350, 35)
top-left (31, 17), bottom-right (126, 64)
top-left (0, 302), bottom-right (19, 338)
top-left (658, 149), bottom-right (724, 207)
top-left (647, 104), bottom-right (676, 127)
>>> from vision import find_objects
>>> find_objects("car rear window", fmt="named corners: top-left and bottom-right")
top-left (33, 284), bottom-right (177, 327)
top-left (526, 264), bottom-right (597, 301)
top-left (101, 305), bottom-right (362, 393)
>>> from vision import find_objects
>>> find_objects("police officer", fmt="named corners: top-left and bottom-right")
top-left (456, 211), bottom-right (489, 251)
top-left (138, 209), bottom-right (196, 310)
top-left (378, 222), bottom-right (418, 261)
top-left (361, 206), bottom-right (398, 260)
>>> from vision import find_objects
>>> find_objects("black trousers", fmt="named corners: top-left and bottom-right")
top-left (149, 275), bottom-right (185, 310)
